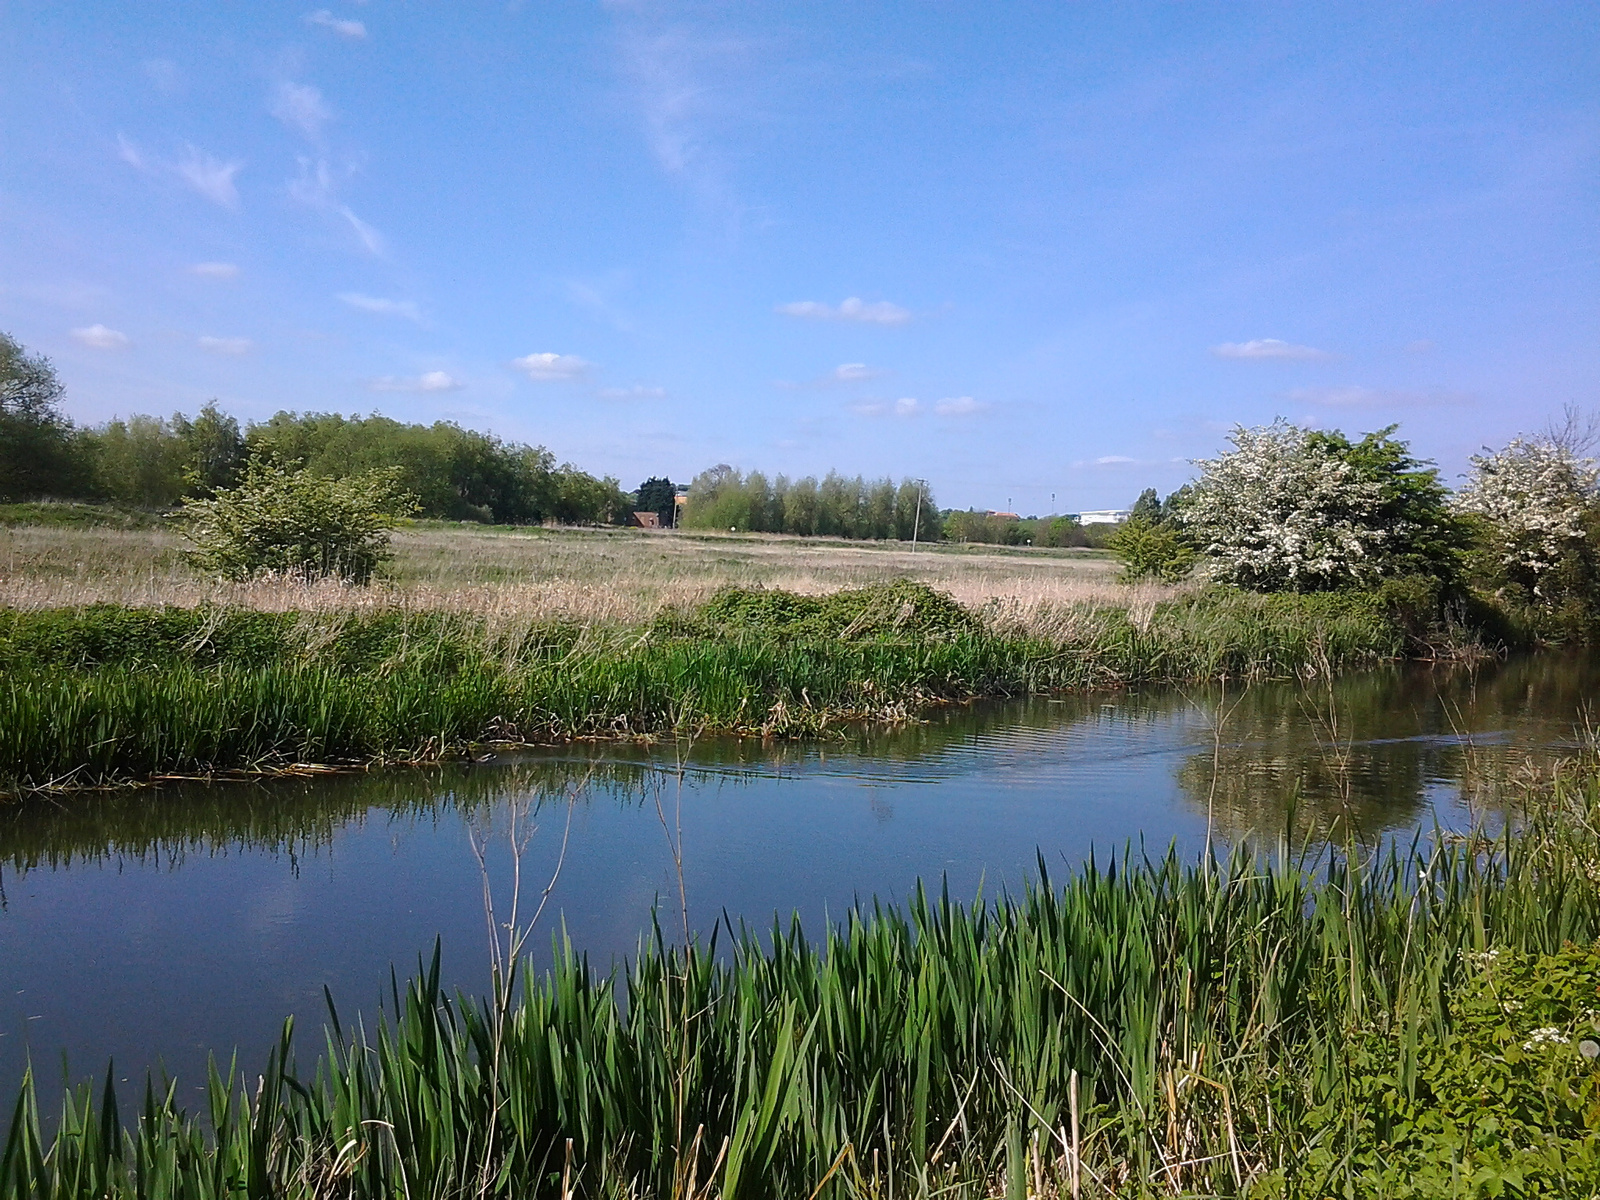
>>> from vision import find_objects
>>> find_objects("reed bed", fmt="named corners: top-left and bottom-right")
top-left (0, 585), bottom-right (1416, 794)
top-left (6, 760), bottom-right (1600, 1198)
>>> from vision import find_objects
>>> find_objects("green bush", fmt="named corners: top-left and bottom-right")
top-left (181, 461), bottom-right (415, 584)
top-left (1106, 518), bottom-right (1196, 582)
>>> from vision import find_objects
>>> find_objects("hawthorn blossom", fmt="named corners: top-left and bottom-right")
top-left (1183, 421), bottom-right (1390, 591)
top-left (1456, 438), bottom-right (1598, 587)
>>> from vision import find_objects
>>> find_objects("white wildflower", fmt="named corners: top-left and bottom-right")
top-left (1522, 1026), bottom-right (1568, 1050)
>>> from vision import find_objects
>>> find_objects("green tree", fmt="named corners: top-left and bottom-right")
top-left (182, 460), bottom-right (416, 583)
top-left (1129, 487), bottom-right (1163, 524)
top-left (1107, 519), bottom-right (1196, 582)
top-left (178, 402), bottom-right (246, 497)
top-left (635, 477), bottom-right (678, 525)
top-left (0, 331), bottom-right (85, 501)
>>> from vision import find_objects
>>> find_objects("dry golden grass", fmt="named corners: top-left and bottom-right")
top-left (0, 520), bottom-right (1172, 631)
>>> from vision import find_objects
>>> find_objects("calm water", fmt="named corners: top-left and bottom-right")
top-left (1, 653), bottom-right (1595, 1102)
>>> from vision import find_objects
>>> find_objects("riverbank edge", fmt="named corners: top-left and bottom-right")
top-left (0, 584), bottom-right (1503, 797)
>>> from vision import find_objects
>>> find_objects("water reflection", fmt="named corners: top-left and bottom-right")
top-left (0, 653), bottom-right (1593, 1105)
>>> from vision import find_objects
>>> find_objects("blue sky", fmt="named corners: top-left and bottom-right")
top-left (2, 2), bottom-right (1595, 512)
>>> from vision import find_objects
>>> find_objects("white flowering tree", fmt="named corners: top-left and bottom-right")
top-left (1181, 421), bottom-right (1458, 593)
top-left (1456, 437), bottom-right (1598, 598)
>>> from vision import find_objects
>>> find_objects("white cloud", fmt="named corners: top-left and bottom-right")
top-left (72, 324), bottom-right (130, 350)
top-left (597, 383), bottom-right (667, 399)
top-left (776, 297), bottom-right (912, 326)
top-left (198, 335), bottom-right (252, 355)
top-left (271, 81), bottom-right (331, 140)
top-left (117, 134), bottom-right (147, 170)
top-left (832, 362), bottom-right (882, 382)
top-left (1095, 455), bottom-right (1136, 464)
top-left (177, 145), bottom-right (242, 208)
top-left (338, 292), bottom-right (420, 321)
top-left (306, 10), bottom-right (367, 38)
top-left (1211, 338), bottom-right (1330, 361)
top-left (190, 261), bottom-right (239, 279)
top-left (851, 396), bottom-right (920, 417)
top-left (369, 371), bottom-right (462, 393)
top-left (513, 352), bottom-right (591, 381)
top-left (935, 395), bottom-right (983, 416)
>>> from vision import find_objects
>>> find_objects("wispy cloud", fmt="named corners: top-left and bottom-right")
top-left (597, 383), bottom-right (667, 399)
top-left (851, 396), bottom-right (924, 418)
top-left (831, 362), bottom-right (883, 382)
top-left (513, 352), bottom-right (591, 381)
top-left (1095, 454), bottom-right (1136, 464)
top-left (777, 297), bottom-right (912, 326)
top-left (369, 371), bottom-right (462, 393)
top-left (271, 81), bottom-right (331, 140)
top-left (290, 158), bottom-right (384, 254)
top-left (1286, 385), bottom-right (1464, 409)
top-left (198, 335), bottom-right (252, 355)
top-left (177, 145), bottom-right (242, 208)
top-left (72, 324), bottom-right (130, 350)
top-left (338, 292), bottom-right (420, 321)
top-left (306, 10), bottom-right (367, 39)
top-left (116, 134), bottom-right (147, 170)
top-left (339, 207), bottom-right (383, 254)
top-left (935, 395), bottom-right (983, 416)
top-left (190, 261), bottom-right (239, 280)
top-left (1211, 338), bottom-right (1330, 361)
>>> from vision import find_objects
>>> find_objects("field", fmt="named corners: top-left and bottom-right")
top-left (0, 517), bottom-right (1134, 630)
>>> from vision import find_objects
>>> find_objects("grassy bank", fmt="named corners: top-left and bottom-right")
top-left (0, 582), bottom-right (1440, 793)
top-left (6, 757), bottom-right (1600, 1197)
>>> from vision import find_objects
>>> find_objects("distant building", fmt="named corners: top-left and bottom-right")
top-left (629, 511), bottom-right (662, 529)
top-left (1078, 509), bottom-right (1132, 525)
top-left (986, 511), bottom-right (1021, 521)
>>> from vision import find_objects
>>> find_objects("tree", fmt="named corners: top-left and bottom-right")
top-left (1182, 420), bottom-right (1461, 593)
top-left (1456, 435), bottom-right (1599, 601)
top-left (635, 477), bottom-right (678, 525)
top-left (1108, 519), bottom-right (1196, 582)
top-left (179, 402), bottom-right (245, 497)
top-left (0, 331), bottom-right (83, 501)
top-left (182, 459), bottom-right (416, 584)
top-left (1129, 487), bottom-right (1164, 524)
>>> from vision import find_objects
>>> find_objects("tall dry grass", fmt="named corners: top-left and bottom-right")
top-left (0, 522), bottom-right (1147, 636)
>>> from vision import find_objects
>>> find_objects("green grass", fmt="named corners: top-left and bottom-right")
top-left (0, 502), bottom-right (166, 530)
top-left (0, 583), bottom-right (1453, 793)
top-left (5, 758), bottom-right (1600, 1198)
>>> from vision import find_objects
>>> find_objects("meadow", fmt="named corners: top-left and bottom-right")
top-left (0, 515), bottom-right (1127, 626)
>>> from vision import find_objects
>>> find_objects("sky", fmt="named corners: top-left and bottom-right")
top-left (1, 2), bottom-right (1596, 513)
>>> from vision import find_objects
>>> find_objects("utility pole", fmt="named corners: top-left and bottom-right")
top-left (910, 478), bottom-right (927, 551)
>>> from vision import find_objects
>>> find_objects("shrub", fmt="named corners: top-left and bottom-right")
top-left (1106, 518), bottom-right (1195, 582)
top-left (181, 460), bottom-right (415, 584)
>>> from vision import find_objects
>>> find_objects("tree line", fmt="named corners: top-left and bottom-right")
top-left (0, 331), bottom-right (628, 525)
